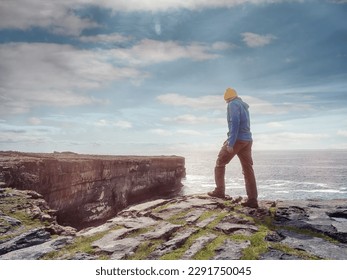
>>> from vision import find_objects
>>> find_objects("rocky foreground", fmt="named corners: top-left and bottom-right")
top-left (1, 188), bottom-right (346, 260)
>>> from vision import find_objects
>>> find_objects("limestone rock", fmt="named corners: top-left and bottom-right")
top-left (69, 252), bottom-right (97, 260)
top-left (196, 215), bottom-right (218, 228)
top-left (149, 228), bottom-right (199, 259)
top-left (184, 209), bottom-right (205, 224)
top-left (215, 223), bottom-right (258, 234)
top-left (109, 238), bottom-right (142, 260)
top-left (92, 228), bottom-right (137, 252)
top-left (0, 214), bottom-right (21, 234)
top-left (213, 239), bottom-right (251, 260)
top-left (139, 222), bottom-right (181, 240)
top-left (0, 228), bottom-right (50, 255)
top-left (215, 214), bottom-right (258, 234)
top-left (0, 236), bottom-right (72, 260)
top-left (182, 233), bottom-right (217, 259)
top-left (259, 248), bottom-right (303, 260)
top-left (278, 229), bottom-right (347, 260)
top-left (275, 200), bottom-right (347, 243)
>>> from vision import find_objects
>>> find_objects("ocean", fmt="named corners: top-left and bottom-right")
top-left (181, 150), bottom-right (347, 201)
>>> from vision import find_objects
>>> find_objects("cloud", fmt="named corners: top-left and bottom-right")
top-left (0, 130), bottom-right (50, 144)
top-left (95, 119), bottom-right (108, 127)
top-left (150, 128), bottom-right (173, 136)
top-left (256, 132), bottom-right (330, 149)
top-left (243, 96), bottom-right (313, 115)
top-left (157, 93), bottom-right (298, 115)
top-left (330, 0), bottom-right (347, 3)
top-left (0, 1), bottom-right (98, 36)
top-left (28, 117), bottom-right (43, 126)
top-left (115, 120), bottom-right (132, 129)
top-left (162, 114), bottom-right (225, 126)
top-left (88, 0), bottom-right (290, 12)
top-left (149, 128), bottom-right (202, 137)
top-left (266, 122), bottom-right (284, 128)
top-left (79, 33), bottom-right (132, 44)
top-left (0, 42), bottom-right (143, 114)
top-left (337, 130), bottom-right (347, 137)
top-left (162, 114), bottom-right (209, 124)
top-left (95, 119), bottom-right (132, 129)
top-left (157, 93), bottom-right (222, 110)
top-left (0, 1), bottom-right (289, 36)
top-left (0, 38), bottom-right (231, 115)
top-left (241, 32), bottom-right (277, 48)
top-left (243, 96), bottom-right (282, 114)
top-left (211, 42), bottom-right (235, 50)
top-left (177, 129), bottom-right (202, 136)
top-left (109, 39), bottom-right (221, 66)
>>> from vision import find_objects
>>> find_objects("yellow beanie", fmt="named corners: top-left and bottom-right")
top-left (224, 88), bottom-right (238, 101)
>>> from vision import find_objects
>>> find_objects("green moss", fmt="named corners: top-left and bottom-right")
top-left (197, 209), bottom-right (229, 228)
top-left (168, 209), bottom-right (192, 225)
top-left (193, 235), bottom-right (227, 260)
top-left (160, 229), bottom-right (206, 260)
top-left (0, 199), bottom-right (45, 244)
top-left (42, 233), bottom-right (102, 259)
top-left (269, 206), bottom-right (277, 216)
top-left (41, 225), bottom-right (123, 260)
top-left (127, 240), bottom-right (162, 260)
top-left (197, 210), bottom-right (217, 222)
top-left (10, 210), bottom-right (42, 228)
top-left (152, 203), bottom-right (171, 213)
top-left (206, 211), bottom-right (229, 229)
top-left (231, 234), bottom-right (250, 242)
top-left (222, 200), bottom-right (235, 208)
top-left (240, 229), bottom-right (269, 260)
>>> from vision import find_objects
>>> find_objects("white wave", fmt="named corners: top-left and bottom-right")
top-left (296, 189), bottom-right (347, 193)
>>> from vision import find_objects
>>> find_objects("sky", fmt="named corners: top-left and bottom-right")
top-left (0, 0), bottom-right (347, 156)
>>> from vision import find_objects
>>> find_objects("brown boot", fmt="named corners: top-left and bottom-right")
top-left (208, 166), bottom-right (226, 198)
top-left (241, 198), bottom-right (259, 208)
top-left (207, 189), bottom-right (225, 198)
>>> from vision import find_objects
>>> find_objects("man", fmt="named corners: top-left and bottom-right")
top-left (208, 88), bottom-right (258, 208)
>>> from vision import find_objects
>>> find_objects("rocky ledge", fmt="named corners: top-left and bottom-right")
top-left (1, 188), bottom-right (346, 260)
top-left (0, 151), bottom-right (185, 229)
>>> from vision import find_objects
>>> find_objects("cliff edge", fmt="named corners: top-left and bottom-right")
top-left (0, 151), bottom-right (185, 229)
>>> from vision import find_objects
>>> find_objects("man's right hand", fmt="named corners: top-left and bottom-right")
top-left (226, 145), bottom-right (234, 154)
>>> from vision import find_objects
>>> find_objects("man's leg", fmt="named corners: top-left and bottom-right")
top-left (208, 142), bottom-right (235, 198)
top-left (237, 141), bottom-right (258, 208)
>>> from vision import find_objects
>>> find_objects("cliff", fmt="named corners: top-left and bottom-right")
top-left (0, 151), bottom-right (185, 229)
top-left (0, 189), bottom-right (346, 260)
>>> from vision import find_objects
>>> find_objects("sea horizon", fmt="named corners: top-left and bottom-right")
top-left (182, 149), bottom-right (347, 201)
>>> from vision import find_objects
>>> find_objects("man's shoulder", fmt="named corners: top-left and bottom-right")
top-left (229, 99), bottom-right (241, 107)
top-left (231, 98), bottom-right (249, 110)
